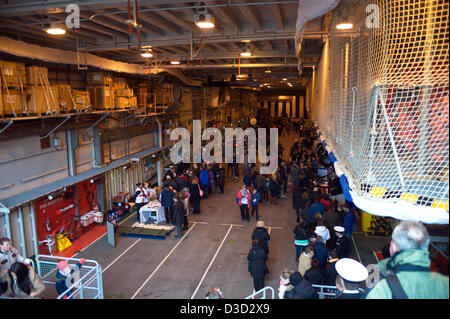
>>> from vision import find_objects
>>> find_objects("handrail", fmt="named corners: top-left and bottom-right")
top-left (245, 286), bottom-right (275, 299)
top-left (312, 284), bottom-right (339, 299)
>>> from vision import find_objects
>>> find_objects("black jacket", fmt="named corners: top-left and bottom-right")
top-left (293, 225), bottom-right (309, 241)
top-left (336, 236), bottom-right (350, 259)
top-left (304, 268), bottom-right (324, 285)
top-left (284, 280), bottom-right (317, 299)
top-left (247, 246), bottom-right (268, 279)
top-left (323, 211), bottom-right (342, 231)
top-left (251, 227), bottom-right (271, 255)
top-left (175, 176), bottom-right (189, 191)
top-left (216, 168), bottom-right (225, 184)
top-left (172, 200), bottom-right (185, 226)
top-left (324, 260), bottom-right (339, 286)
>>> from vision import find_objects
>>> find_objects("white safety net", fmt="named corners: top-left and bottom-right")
top-left (310, 0), bottom-right (449, 223)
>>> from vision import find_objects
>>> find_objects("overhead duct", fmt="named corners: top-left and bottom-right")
top-left (0, 36), bottom-right (202, 87)
top-left (294, 0), bottom-right (340, 58)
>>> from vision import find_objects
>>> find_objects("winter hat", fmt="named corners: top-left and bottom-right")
top-left (256, 221), bottom-right (265, 228)
top-left (289, 271), bottom-right (303, 286)
top-left (57, 260), bottom-right (69, 271)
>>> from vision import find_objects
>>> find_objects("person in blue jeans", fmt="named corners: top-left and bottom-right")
top-left (251, 189), bottom-right (261, 221)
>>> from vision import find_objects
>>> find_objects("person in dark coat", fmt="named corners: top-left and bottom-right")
top-left (284, 271), bottom-right (317, 299)
top-left (247, 239), bottom-right (268, 293)
top-left (172, 193), bottom-right (186, 239)
top-left (189, 178), bottom-right (202, 214)
top-left (216, 164), bottom-right (225, 194)
top-left (334, 226), bottom-right (350, 258)
top-left (175, 174), bottom-right (189, 192)
top-left (324, 250), bottom-right (339, 286)
top-left (163, 175), bottom-right (178, 190)
top-left (292, 181), bottom-right (307, 223)
top-left (323, 207), bottom-right (342, 250)
top-left (304, 259), bottom-right (324, 285)
top-left (293, 219), bottom-right (310, 262)
top-left (312, 236), bottom-right (329, 271)
top-left (251, 221), bottom-right (270, 256)
top-left (160, 186), bottom-right (174, 224)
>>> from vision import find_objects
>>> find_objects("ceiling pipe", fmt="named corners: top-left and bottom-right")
top-left (153, 63), bottom-right (308, 69)
top-left (0, 1), bottom-right (298, 17)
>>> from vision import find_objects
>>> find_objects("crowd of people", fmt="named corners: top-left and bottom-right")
top-left (1, 115), bottom-right (448, 300)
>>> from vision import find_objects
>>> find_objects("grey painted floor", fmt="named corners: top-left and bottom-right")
top-left (72, 130), bottom-right (389, 299)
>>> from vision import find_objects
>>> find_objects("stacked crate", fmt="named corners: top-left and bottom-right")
top-left (0, 60), bottom-right (27, 117)
top-left (25, 65), bottom-right (60, 115)
top-left (114, 77), bottom-right (137, 109)
top-left (87, 72), bottom-right (114, 110)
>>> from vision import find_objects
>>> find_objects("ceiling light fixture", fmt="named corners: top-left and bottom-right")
top-left (265, 70), bottom-right (271, 74)
top-left (141, 47), bottom-right (153, 58)
top-left (45, 22), bottom-right (66, 35)
top-left (195, 6), bottom-right (215, 29)
top-left (282, 78), bottom-right (287, 81)
top-left (287, 82), bottom-right (293, 87)
top-left (336, 23), bottom-right (353, 30)
top-left (170, 60), bottom-right (181, 65)
top-left (240, 42), bottom-right (252, 57)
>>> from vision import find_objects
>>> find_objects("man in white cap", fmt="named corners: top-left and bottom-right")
top-left (334, 226), bottom-right (350, 258)
top-left (334, 258), bottom-right (368, 299)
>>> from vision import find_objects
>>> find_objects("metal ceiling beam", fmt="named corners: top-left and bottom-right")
top-left (138, 11), bottom-right (183, 36)
top-left (0, 1), bottom-right (298, 16)
top-left (49, 12), bottom-right (127, 39)
top-left (264, 40), bottom-right (274, 51)
top-left (125, 51), bottom-right (296, 63)
top-left (154, 7), bottom-right (196, 33)
top-left (82, 12), bottom-right (131, 35)
top-left (270, 4), bottom-right (284, 29)
top-left (240, 5), bottom-right (262, 30)
top-left (105, 11), bottom-right (165, 37)
top-left (84, 32), bottom-right (298, 51)
top-left (209, 6), bottom-right (240, 31)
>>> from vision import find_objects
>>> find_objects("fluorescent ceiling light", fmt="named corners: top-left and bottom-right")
top-left (282, 78), bottom-right (287, 81)
top-left (170, 61), bottom-right (181, 65)
top-left (336, 23), bottom-right (353, 30)
top-left (287, 82), bottom-right (293, 87)
top-left (240, 52), bottom-right (252, 57)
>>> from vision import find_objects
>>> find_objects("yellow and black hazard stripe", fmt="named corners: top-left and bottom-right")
top-left (360, 183), bottom-right (449, 211)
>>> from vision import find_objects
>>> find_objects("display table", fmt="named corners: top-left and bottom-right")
top-left (140, 201), bottom-right (166, 224)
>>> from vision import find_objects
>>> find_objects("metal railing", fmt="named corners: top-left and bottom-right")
top-left (312, 284), bottom-right (339, 299)
top-left (245, 286), bottom-right (275, 299)
top-left (36, 255), bottom-right (103, 299)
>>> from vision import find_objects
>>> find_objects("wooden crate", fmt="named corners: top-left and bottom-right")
top-left (26, 66), bottom-right (49, 86)
top-left (87, 72), bottom-right (113, 86)
top-left (113, 77), bottom-right (128, 90)
top-left (115, 88), bottom-right (133, 97)
top-left (25, 86), bottom-right (59, 115)
top-left (71, 90), bottom-right (91, 111)
top-left (0, 61), bottom-right (26, 88)
top-left (55, 84), bottom-right (73, 112)
top-left (1, 89), bottom-right (24, 116)
top-left (115, 96), bottom-right (137, 109)
top-left (87, 85), bottom-right (114, 109)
